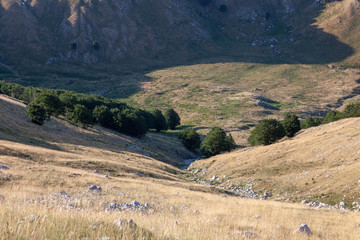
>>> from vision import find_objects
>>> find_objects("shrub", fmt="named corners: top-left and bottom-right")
top-left (92, 41), bottom-right (100, 50)
top-left (27, 102), bottom-right (48, 125)
top-left (321, 110), bottom-right (345, 124)
top-left (198, 0), bottom-right (212, 6)
top-left (344, 102), bottom-right (360, 117)
top-left (200, 127), bottom-right (235, 157)
top-left (151, 110), bottom-right (167, 132)
top-left (178, 128), bottom-right (201, 151)
top-left (248, 119), bottom-right (285, 146)
top-left (71, 42), bottom-right (77, 50)
top-left (70, 104), bottom-right (93, 127)
top-left (218, 4), bottom-right (227, 12)
top-left (282, 113), bottom-right (301, 137)
top-left (301, 117), bottom-right (322, 129)
top-left (164, 109), bottom-right (181, 130)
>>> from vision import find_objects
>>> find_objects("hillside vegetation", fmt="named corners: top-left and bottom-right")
top-left (1, 95), bottom-right (360, 239)
top-left (190, 117), bottom-right (360, 206)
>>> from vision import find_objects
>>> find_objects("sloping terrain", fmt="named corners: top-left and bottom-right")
top-left (1, 92), bottom-right (360, 239)
top-left (190, 117), bottom-right (360, 206)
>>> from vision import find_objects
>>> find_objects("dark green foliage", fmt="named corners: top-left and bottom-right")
top-left (178, 128), bottom-right (201, 151)
top-left (59, 92), bottom-right (78, 110)
top-left (92, 41), bottom-right (100, 50)
top-left (321, 110), bottom-right (345, 124)
top-left (151, 110), bottom-right (167, 132)
top-left (248, 119), bottom-right (285, 146)
top-left (218, 4), bottom-right (227, 12)
top-left (34, 92), bottom-right (64, 117)
top-left (71, 42), bottom-right (77, 50)
top-left (135, 109), bottom-right (154, 130)
top-left (200, 127), bottom-right (236, 157)
top-left (164, 109), bottom-right (181, 130)
top-left (344, 102), bottom-right (360, 117)
top-left (282, 113), bottom-right (301, 137)
top-left (198, 0), bottom-right (212, 6)
top-left (70, 104), bottom-right (93, 126)
top-left (93, 105), bottom-right (113, 128)
top-left (114, 109), bottom-right (148, 137)
top-left (301, 117), bottom-right (322, 129)
top-left (26, 102), bottom-right (48, 125)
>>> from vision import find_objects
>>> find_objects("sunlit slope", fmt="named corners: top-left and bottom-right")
top-left (190, 117), bottom-right (360, 205)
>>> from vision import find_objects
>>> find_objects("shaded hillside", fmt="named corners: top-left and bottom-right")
top-left (0, 0), bottom-right (356, 72)
top-left (189, 117), bottom-right (360, 205)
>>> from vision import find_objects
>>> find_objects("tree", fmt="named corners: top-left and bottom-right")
top-left (114, 109), bottom-right (148, 137)
top-left (344, 102), bottom-right (360, 117)
top-left (34, 92), bottom-right (64, 117)
top-left (248, 119), bottom-right (285, 146)
top-left (93, 105), bottom-right (113, 128)
top-left (151, 110), bottom-right (167, 132)
top-left (218, 4), bottom-right (227, 12)
top-left (164, 109), bottom-right (181, 130)
top-left (300, 117), bottom-right (322, 129)
top-left (70, 104), bottom-right (93, 127)
top-left (321, 110), bottom-right (344, 124)
top-left (178, 128), bottom-right (201, 151)
top-left (200, 127), bottom-right (236, 157)
top-left (27, 102), bottom-right (48, 125)
top-left (282, 113), bottom-right (300, 137)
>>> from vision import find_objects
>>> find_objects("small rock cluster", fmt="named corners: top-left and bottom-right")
top-left (108, 200), bottom-right (150, 212)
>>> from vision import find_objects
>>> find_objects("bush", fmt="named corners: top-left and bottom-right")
top-left (70, 104), bottom-right (93, 127)
top-left (301, 117), bottom-right (322, 129)
top-left (198, 0), bottom-right (212, 6)
top-left (34, 92), bottom-right (64, 117)
top-left (344, 102), bottom-right (360, 117)
top-left (321, 110), bottom-right (344, 124)
top-left (93, 105), bottom-right (113, 128)
top-left (282, 113), bottom-right (301, 137)
top-left (151, 110), bottom-right (167, 132)
top-left (248, 119), bottom-right (285, 146)
top-left (114, 109), bottom-right (148, 137)
top-left (218, 4), bottom-right (227, 12)
top-left (92, 41), bottom-right (100, 50)
top-left (27, 102), bottom-right (48, 125)
top-left (200, 127), bottom-right (235, 157)
top-left (164, 109), bottom-right (181, 130)
top-left (178, 128), bottom-right (201, 151)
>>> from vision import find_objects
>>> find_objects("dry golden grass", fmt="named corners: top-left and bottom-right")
top-left (190, 117), bottom-right (360, 205)
top-left (1, 95), bottom-right (360, 239)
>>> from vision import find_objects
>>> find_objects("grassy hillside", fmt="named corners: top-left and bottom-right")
top-left (1, 95), bottom-right (360, 239)
top-left (121, 62), bottom-right (360, 145)
top-left (190, 117), bottom-right (360, 206)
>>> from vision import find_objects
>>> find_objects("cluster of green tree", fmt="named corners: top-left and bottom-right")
top-left (178, 127), bottom-right (235, 157)
top-left (301, 103), bottom-right (360, 129)
top-left (249, 103), bottom-right (360, 146)
top-left (0, 80), bottom-right (181, 137)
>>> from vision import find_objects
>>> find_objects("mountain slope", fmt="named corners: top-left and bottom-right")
top-left (0, 0), bottom-right (357, 70)
top-left (189, 117), bottom-right (360, 205)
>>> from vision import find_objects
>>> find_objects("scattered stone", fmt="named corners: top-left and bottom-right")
top-left (218, 117), bottom-right (223, 120)
top-left (0, 165), bottom-right (9, 170)
top-left (135, 172), bottom-right (145, 177)
top-left (107, 186), bottom-right (119, 190)
top-left (59, 191), bottom-right (70, 198)
top-left (0, 195), bottom-right (5, 201)
top-left (294, 223), bottom-right (311, 235)
top-left (89, 221), bottom-right (103, 229)
top-left (88, 185), bottom-right (102, 192)
top-left (114, 218), bottom-right (136, 229)
top-left (25, 214), bottom-right (37, 223)
top-left (98, 237), bottom-right (110, 240)
top-left (243, 231), bottom-right (258, 239)
top-left (276, 225), bottom-right (285, 229)
top-left (108, 200), bottom-right (149, 212)
top-left (93, 169), bottom-right (100, 174)
top-left (253, 215), bottom-right (261, 219)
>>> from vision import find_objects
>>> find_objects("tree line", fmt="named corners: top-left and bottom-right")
top-left (0, 80), bottom-right (180, 138)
